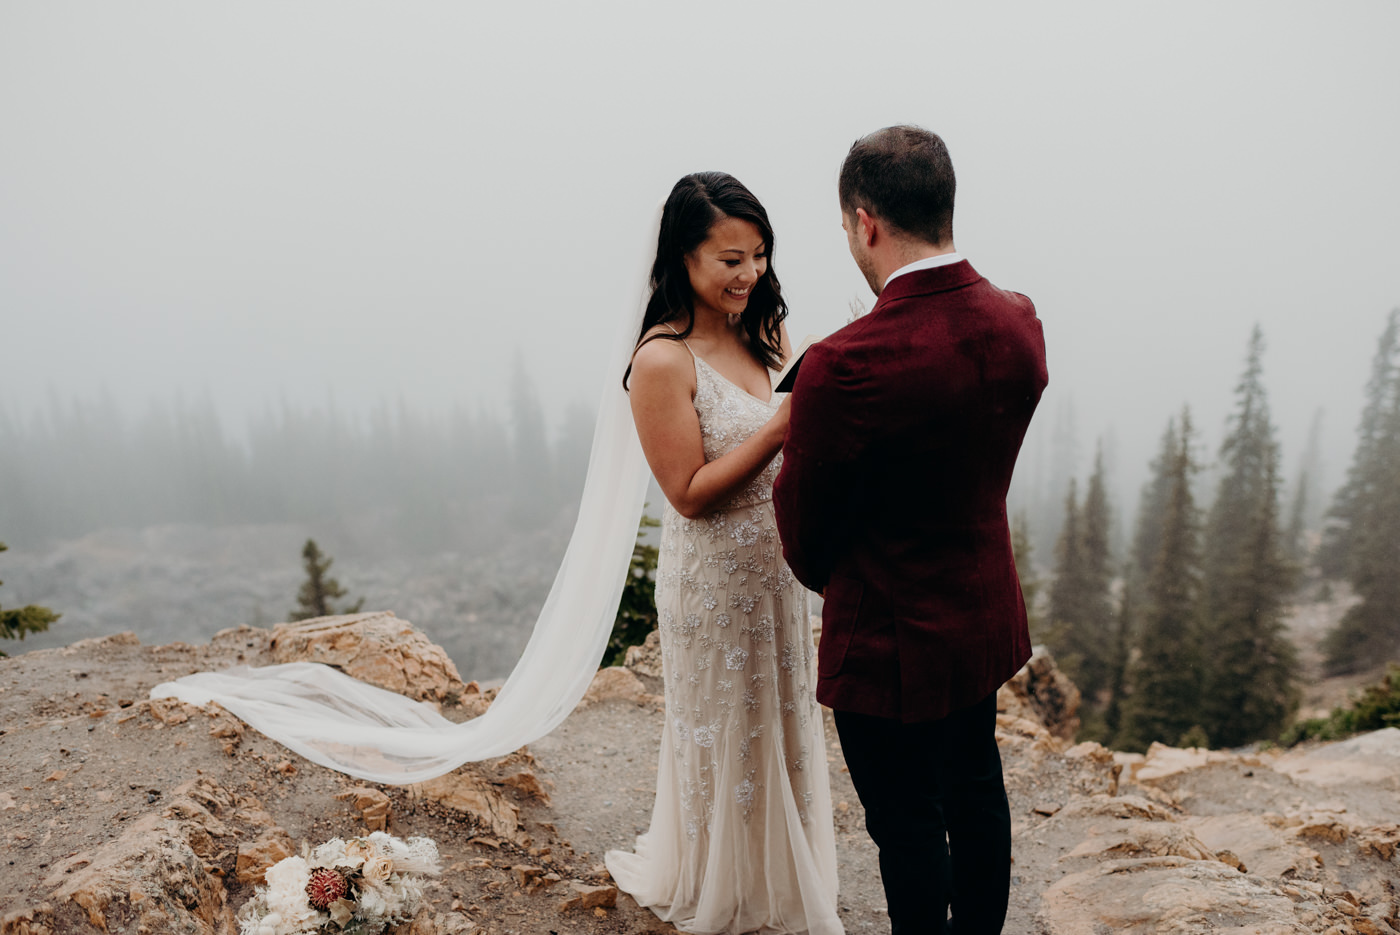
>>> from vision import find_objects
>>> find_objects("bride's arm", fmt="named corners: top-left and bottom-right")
top-left (629, 338), bottom-right (790, 520)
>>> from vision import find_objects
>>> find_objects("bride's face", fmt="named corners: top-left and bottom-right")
top-left (684, 215), bottom-right (767, 320)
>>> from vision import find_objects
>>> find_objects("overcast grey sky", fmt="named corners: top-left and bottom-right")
top-left (3, 1), bottom-right (1397, 513)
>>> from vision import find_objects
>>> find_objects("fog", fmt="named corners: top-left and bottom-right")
top-left (3, 3), bottom-right (1398, 649)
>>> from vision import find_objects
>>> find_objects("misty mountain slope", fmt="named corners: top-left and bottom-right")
top-left (2, 516), bottom-right (571, 680)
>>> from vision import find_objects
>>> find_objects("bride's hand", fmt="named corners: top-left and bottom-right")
top-left (770, 393), bottom-right (792, 441)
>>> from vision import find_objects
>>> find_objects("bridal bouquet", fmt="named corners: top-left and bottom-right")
top-left (238, 832), bottom-right (441, 935)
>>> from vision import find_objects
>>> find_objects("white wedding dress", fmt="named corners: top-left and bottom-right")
top-left (605, 344), bottom-right (843, 935)
top-left (149, 204), bottom-right (842, 933)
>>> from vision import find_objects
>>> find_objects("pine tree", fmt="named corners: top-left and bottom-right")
top-left (1047, 479), bottom-right (1086, 679)
top-left (604, 511), bottom-right (660, 667)
top-left (290, 539), bottom-right (364, 621)
top-left (1011, 511), bottom-right (1044, 642)
top-left (1103, 562), bottom-right (1135, 739)
top-left (1078, 449), bottom-right (1116, 698)
top-left (0, 542), bottom-right (60, 657)
top-left (1046, 451), bottom-right (1115, 705)
top-left (1320, 309), bottom-right (1399, 578)
top-left (1198, 327), bottom-right (1298, 747)
top-left (1285, 470), bottom-right (1310, 569)
top-left (1286, 410), bottom-right (1326, 567)
top-left (1111, 424), bottom-right (1183, 744)
top-left (1116, 408), bottom-right (1205, 752)
top-left (1322, 312), bottom-right (1400, 673)
top-left (1131, 421), bottom-right (1180, 588)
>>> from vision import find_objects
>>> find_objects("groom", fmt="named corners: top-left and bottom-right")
top-left (774, 126), bottom-right (1047, 934)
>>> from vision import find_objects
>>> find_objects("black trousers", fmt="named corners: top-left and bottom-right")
top-left (833, 691), bottom-right (1010, 935)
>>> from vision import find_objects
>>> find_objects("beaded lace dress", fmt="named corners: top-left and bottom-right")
top-left (605, 343), bottom-right (843, 935)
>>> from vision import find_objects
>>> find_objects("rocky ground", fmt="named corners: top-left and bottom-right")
top-left (1, 613), bottom-right (1398, 935)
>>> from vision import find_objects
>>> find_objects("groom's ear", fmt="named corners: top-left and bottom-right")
top-left (855, 208), bottom-right (876, 246)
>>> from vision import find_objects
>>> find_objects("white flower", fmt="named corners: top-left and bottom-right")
top-left (358, 883), bottom-right (393, 919)
top-left (735, 779), bottom-right (755, 806)
top-left (341, 838), bottom-right (375, 869)
top-left (261, 856), bottom-right (320, 930)
top-left (309, 837), bottom-right (349, 867)
top-left (363, 855), bottom-right (393, 884)
top-left (264, 855), bottom-right (311, 895)
top-left (725, 646), bottom-right (749, 670)
top-left (693, 725), bottom-right (716, 748)
top-left (246, 908), bottom-right (282, 935)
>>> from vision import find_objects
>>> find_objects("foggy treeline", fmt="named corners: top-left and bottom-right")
top-left (4, 313), bottom-right (1399, 746)
top-left (0, 359), bottom-right (594, 553)
top-left (1020, 310), bottom-right (1400, 752)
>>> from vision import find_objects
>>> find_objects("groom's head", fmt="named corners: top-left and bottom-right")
top-left (839, 126), bottom-right (956, 293)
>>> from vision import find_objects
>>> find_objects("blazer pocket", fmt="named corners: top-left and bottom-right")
top-left (818, 577), bottom-right (863, 679)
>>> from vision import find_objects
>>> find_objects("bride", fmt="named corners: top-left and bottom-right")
top-left (606, 172), bottom-right (842, 935)
top-left (152, 173), bottom-right (841, 935)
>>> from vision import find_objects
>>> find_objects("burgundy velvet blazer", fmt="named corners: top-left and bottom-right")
top-left (773, 261), bottom-right (1047, 723)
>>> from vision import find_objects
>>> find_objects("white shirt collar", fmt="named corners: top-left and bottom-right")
top-left (883, 252), bottom-right (964, 289)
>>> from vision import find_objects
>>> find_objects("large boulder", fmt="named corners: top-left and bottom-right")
top-left (1037, 856), bottom-right (1311, 934)
top-left (998, 645), bottom-right (1082, 741)
top-left (32, 777), bottom-right (284, 935)
top-left (407, 770), bottom-right (527, 846)
top-left (270, 611), bottom-right (467, 705)
top-left (622, 628), bottom-right (663, 681)
top-left (580, 666), bottom-right (659, 708)
top-left (1273, 727), bottom-right (1400, 788)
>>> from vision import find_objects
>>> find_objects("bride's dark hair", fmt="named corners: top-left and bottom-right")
top-left (623, 172), bottom-right (788, 389)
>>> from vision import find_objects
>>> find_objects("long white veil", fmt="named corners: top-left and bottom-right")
top-left (150, 208), bottom-right (660, 785)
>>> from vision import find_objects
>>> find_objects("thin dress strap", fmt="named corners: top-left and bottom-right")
top-left (664, 322), bottom-right (696, 356)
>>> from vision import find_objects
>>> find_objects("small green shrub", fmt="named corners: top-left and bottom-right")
top-left (1, 542), bottom-right (59, 657)
top-left (1281, 664), bottom-right (1400, 746)
top-left (603, 511), bottom-right (659, 668)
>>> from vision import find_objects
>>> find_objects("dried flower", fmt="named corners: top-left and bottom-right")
top-left (327, 897), bottom-right (355, 927)
top-left (363, 855), bottom-right (393, 884)
top-left (343, 838), bottom-right (376, 866)
top-left (305, 867), bottom-right (349, 911)
top-left (238, 832), bottom-right (438, 935)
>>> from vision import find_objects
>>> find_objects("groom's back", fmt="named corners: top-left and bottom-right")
top-left (842, 269), bottom-right (1045, 530)
top-left (797, 260), bottom-right (1047, 721)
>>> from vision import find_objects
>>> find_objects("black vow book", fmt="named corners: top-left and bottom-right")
top-left (774, 335), bottom-right (822, 394)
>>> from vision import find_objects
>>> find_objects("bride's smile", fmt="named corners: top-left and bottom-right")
top-left (683, 214), bottom-right (768, 320)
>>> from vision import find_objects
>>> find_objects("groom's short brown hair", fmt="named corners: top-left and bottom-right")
top-left (839, 126), bottom-right (955, 247)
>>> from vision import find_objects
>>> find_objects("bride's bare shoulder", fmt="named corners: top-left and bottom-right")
top-left (630, 329), bottom-right (694, 392)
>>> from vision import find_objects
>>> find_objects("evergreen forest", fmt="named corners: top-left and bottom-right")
top-left (1037, 312), bottom-right (1400, 751)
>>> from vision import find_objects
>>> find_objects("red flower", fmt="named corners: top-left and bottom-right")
top-left (305, 867), bottom-right (350, 911)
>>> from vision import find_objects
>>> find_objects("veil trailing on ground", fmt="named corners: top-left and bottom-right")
top-left (150, 208), bottom-right (660, 785)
